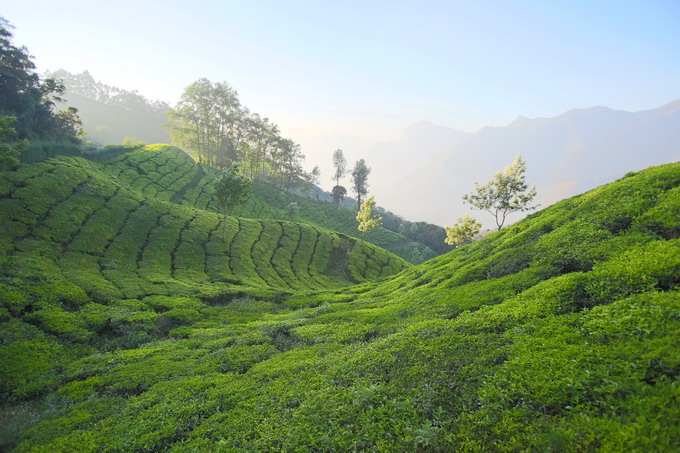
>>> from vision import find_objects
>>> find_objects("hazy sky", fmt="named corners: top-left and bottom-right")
top-left (4, 0), bottom-right (680, 141)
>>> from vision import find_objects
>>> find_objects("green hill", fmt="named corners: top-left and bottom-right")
top-left (2, 158), bottom-right (679, 451)
top-left (0, 151), bottom-right (408, 413)
top-left (98, 144), bottom-right (437, 262)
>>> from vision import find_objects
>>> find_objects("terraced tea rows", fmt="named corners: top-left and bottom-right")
top-left (101, 145), bottom-right (436, 261)
top-left (0, 155), bottom-right (407, 304)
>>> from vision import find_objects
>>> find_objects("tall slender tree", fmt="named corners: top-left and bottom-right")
top-left (307, 165), bottom-right (321, 200)
top-left (332, 149), bottom-right (347, 186)
top-left (351, 159), bottom-right (370, 209)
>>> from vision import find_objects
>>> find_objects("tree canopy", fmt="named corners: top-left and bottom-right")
top-left (166, 78), bottom-right (243, 169)
top-left (332, 149), bottom-right (346, 186)
top-left (331, 185), bottom-right (347, 203)
top-left (214, 162), bottom-right (252, 229)
top-left (0, 115), bottom-right (26, 170)
top-left (356, 196), bottom-right (383, 234)
top-left (166, 78), bottom-right (306, 190)
top-left (351, 159), bottom-right (370, 209)
top-left (444, 215), bottom-right (482, 246)
top-left (0, 18), bottom-right (82, 144)
top-left (463, 155), bottom-right (537, 230)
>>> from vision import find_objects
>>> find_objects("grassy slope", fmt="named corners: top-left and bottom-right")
top-left (0, 149), bottom-right (408, 440)
top-left (3, 159), bottom-right (678, 451)
top-left (102, 145), bottom-right (437, 262)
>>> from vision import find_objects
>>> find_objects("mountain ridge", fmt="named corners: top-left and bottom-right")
top-left (299, 99), bottom-right (679, 227)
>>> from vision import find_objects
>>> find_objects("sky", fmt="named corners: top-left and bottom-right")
top-left (4, 0), bottom-right (680, 142)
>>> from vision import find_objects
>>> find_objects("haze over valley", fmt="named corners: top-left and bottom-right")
top-left (302, 100), bottom-right (680, 226)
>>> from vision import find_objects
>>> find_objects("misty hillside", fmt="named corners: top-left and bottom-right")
top-left (66, 93), bottom-right (170, 145)
top-left (303, 100), bottom-right (680, 227)
top-left (101, 145), bottom-right (439, 262)
top-left (2, 157), bottom-right (678, 451)
top-left (46, 70), bottom-right (170, 145)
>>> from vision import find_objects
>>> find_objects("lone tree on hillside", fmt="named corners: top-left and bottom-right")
top-left (351, 159), bottom-right (370, 209)
top-left (332, 149), bottom-right (347, 186)
top-left (331, 185), bottom-right (347, 203)
top-left (356, 196), bottom-right (382, 234)
top-left (444, 215), bottom-right (482, 246)
top-left (214, 162), bottom-right (252, 234)
top-left (463, 155), bottom-right (537, 230)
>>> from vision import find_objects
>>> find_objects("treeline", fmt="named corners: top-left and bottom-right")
top-left (166, 78), bottom-right (310, 191)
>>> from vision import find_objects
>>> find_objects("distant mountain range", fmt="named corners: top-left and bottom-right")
top-left (301, 99), bottom-right (680, 228)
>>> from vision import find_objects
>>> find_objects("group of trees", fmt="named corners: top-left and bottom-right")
top-left (167, 78), bottom-right (382, 235)
top-left (0, 18), bottom-right (536, 253)
top-left (329, 149), bottom-right (379, 233)
top-left (330, 149), bottom-right (371, 207)
top-left (167, 79), bottom-right (308, 191)
top-left (0, 18), bottom-right (83, 169)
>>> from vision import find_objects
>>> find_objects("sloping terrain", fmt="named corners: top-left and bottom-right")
top-left (3, 160), bottom-right (678, 451)
top-left (0, 151), bottom-right (408, 433)
top-left (0, 152), bottom-right (406, 296)
top-left (101, 145), bottom-right (438, 261)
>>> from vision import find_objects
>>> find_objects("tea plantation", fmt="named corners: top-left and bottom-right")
top-left (1, 149), bottom-right (678, 451)
top-left (101, 145), bottom-right (437, 262)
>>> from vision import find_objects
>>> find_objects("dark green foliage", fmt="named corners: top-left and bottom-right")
top-left (0, 116), bottom-right (25, 170)
top-left (213, 162), bottom-right (252, 216)
top-left (0, 19), bottom-right (82, 144)
top-left (1, 146), bottom-right (678, 451)
top-left (331, 184), bottom-right (346, 203)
